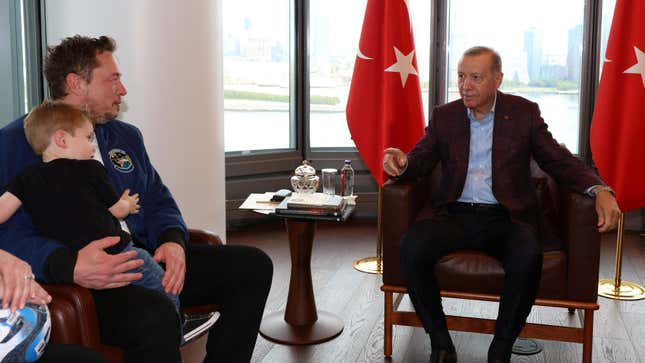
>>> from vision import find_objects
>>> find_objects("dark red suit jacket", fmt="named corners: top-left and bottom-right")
top-left (402, 91), bottom-right (603, 229)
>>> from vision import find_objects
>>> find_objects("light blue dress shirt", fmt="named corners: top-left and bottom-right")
top-left (457, 101), bottom-right (499, 204)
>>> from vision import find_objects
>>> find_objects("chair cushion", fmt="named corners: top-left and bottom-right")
top-left (435, 250), bottom-right (567, 299)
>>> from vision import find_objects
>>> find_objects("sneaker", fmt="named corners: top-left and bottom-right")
top-left (182, 311), bottom-right (220, 345)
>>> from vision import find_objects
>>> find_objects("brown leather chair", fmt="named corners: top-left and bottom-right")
top-left (381, 164), bottom-right (601, 363)
top-left (44, 228), bottom-right (222, 363)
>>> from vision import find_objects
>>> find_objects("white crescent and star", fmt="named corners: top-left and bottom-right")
top-left (623, 46), bottom-right (645, 88)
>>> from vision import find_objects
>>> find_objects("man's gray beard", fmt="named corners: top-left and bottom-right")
top-left (87, 110), bottom-right (117, 124)
top-left (83, 102), bottom-right (118, 124)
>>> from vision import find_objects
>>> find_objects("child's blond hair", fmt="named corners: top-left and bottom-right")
top-left (24, 101), bottom-right (91, 155)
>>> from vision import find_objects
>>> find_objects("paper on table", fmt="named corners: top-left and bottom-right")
top-left (239, 193), bottom-right (279, 210)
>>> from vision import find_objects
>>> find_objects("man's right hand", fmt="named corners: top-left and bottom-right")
top-left (73, 236), bottom-right (143, 289)
top-left (383, 148), bottom-right (408, 176)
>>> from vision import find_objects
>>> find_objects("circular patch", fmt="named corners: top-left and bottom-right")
top-left (108, 149), bottom-right (134, 173)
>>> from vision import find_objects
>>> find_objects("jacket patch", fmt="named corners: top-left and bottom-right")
top-left (108, 149), bottom-right (134, 173)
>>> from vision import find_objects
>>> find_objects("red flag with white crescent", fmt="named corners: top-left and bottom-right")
top-left (591, 0), bottom-right (645, 212)
top-left (346, 0), bottom-right (425, 186)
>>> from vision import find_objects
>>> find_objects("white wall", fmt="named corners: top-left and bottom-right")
top-left (45, 0), bottom-right (226, 241)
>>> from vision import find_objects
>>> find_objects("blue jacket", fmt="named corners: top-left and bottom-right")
top-left (0, 116), bottom-right (188, 282)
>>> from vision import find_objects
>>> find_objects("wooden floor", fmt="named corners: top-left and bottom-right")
top-left (226, 220), bottom-right (645, 363)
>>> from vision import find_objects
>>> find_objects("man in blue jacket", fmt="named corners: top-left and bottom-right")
top-left (0, 35), bottom-right (273, 363)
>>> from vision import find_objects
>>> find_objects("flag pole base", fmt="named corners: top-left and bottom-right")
top-left (353, 256), bottom-right (382, 274)
top-left (598, 278), bottom-right (645, 300)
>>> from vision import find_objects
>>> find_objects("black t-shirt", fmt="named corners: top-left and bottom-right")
top-left (7, 159), bottom-right (130, 254)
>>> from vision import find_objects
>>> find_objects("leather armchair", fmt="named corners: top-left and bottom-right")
top-left (381, 165), bottom-right (601, 363)
top-left (44, 229), bottom-right (222, 363)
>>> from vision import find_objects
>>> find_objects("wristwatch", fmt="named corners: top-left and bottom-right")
top-left (591, 185), bottom-right (615, 197)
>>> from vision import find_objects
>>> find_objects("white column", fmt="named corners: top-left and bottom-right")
top-left (45, 0), bottom-right (226, 241)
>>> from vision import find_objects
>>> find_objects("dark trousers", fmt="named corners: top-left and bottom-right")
top-left (91, 243), bottom-right (273, 363)
top-left (400, 204), bottom-right (542, 354)
top-left (39, 344), bottom-right (107, 363)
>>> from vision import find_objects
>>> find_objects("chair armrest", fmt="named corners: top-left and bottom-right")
top-left (559, 190), bottom-right (601, 302)
top-left (43, 284), bottom-right (102, 350)
top-left (382, 178), bottom-right (428, 285)
top-left (188, 228), bottom-right (223, 246)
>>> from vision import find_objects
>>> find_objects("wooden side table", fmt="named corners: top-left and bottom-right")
top-left (259, 205), bottom-right (354, 345)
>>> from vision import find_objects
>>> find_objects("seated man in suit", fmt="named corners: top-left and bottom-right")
top-left (382, 46), bottom-right (620, 363)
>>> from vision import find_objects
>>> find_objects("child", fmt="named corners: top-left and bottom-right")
top-left (0, 101), bottom-right (180, 315)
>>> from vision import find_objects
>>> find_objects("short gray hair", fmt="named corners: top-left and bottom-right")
top-left (462, 46), bottom-right (502, 73)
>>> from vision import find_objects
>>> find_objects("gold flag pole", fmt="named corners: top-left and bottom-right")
top-left (598, 213), bottom-right (645, 300)
top-left (353, 186), bottom-right (383, 274)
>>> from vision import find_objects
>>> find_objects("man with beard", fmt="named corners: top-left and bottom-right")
top-left (0, 35), bottom-right (273, 363)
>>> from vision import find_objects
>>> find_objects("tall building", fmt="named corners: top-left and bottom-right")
top-left (567, 24), bottom-right (583, 82)
top-left (524, 27), bottom-right (543, 82)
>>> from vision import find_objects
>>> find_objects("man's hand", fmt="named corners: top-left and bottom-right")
top-left (383, 148), bottom-right (408, 176)
top-left (74, 236), bottom-right (144, 289)
top-left (595, 191), bottom-right (621, 233)
top-left (153, 242), bottom-right (185, 295)
top-left (0, 250), bottom-right (52, 311)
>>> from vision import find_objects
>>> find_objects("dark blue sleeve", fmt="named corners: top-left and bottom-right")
top-left (0, 117), bottom-right (70, 281)
top-left (132, 127), bottom-right (188, 250)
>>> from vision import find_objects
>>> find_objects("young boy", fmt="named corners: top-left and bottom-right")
top-left (0, 101), bottom-right (180, 315)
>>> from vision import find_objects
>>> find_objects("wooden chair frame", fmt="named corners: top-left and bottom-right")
top-left (381, 286), bottom-right (598, 362)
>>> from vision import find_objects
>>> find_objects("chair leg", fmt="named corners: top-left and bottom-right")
top-left (384, 290), bottom-right (393, 357)
top-left (582, 309), bottom-right (594, 363)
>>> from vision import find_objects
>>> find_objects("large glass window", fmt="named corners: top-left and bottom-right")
top-left (308, 0), bottom-right (431, 148)
top-left (223, 0), bottom-right (291, 153)
top-left (223, 0), bottom-right (613, 221)
top-left (308, 0), bottom-right (365, 148)
top-left (446, 0), bottom-right (585, 153)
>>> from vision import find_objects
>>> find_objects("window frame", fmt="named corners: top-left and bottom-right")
top-left (1, 0), bottom-right (43, 125)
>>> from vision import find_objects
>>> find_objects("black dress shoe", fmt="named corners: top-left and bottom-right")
top-left (429, 349), bottom-right (457, 363)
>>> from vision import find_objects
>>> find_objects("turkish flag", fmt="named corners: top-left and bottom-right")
top-left (346, 0), bottom-right (425, 186)
top-left (591, 0), bottom-right (645, 212)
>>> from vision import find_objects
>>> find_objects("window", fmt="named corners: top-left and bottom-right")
top-left (223, 0), bottom-right (431, 154)
top-left (308, 0), bottom-right (431, 148)
top-left (223, 0), bottom-right (292, 153)
top-left (446, 0), bottom-right (585, 153)
top-left (224, 0), bottom-right (612, 222)
top-left (308, 0), bottom-right (365, 148)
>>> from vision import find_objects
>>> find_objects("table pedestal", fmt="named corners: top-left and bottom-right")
top-left (259, 219), bottom-right (344, 345)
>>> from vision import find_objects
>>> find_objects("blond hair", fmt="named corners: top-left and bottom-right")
top-left (24, 101), bottom-right (91, 155)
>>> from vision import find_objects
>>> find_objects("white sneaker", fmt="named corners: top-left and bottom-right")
top-left (182, 311), bottom-right (220, 345)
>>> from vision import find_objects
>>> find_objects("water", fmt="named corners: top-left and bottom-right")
top-left (225, 92), bottom-right (580, 154)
